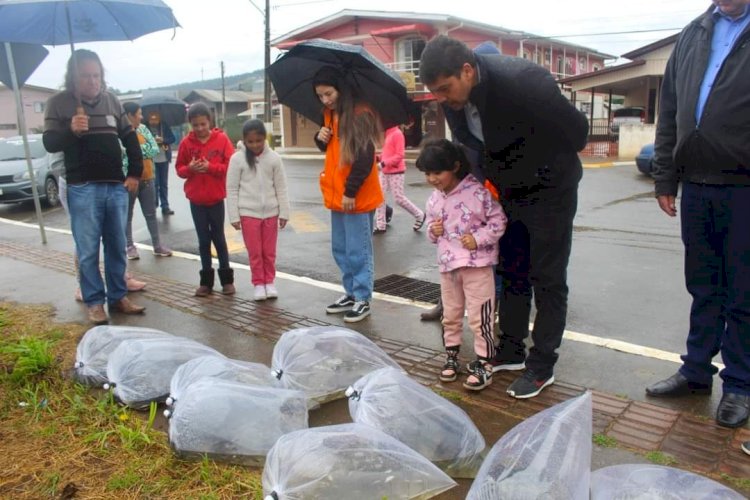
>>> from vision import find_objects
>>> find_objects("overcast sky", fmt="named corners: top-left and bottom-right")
top-left (21, 0), bottom-right (713, 92)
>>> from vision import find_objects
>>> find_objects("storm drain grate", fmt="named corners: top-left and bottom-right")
top-left (373, 274), bottom-right (441, 304)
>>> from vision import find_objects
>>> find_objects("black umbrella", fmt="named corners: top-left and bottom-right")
top-left (267, 39), bottom-right (410, 129)
top-left (140, 94), bottom-right (188, 125)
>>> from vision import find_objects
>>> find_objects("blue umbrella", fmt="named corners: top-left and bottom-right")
top-left (0, 0), bottom-right (179, 47)
top-left (0, 0), bottom-right (179, 244)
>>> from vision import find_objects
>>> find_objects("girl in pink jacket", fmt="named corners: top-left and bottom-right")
top-left (418, 140), bottom-right (507, 391)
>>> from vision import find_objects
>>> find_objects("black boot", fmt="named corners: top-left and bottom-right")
top-left (420, 298), bottom-right (443, 321)
top-left (195, 268), bottom-right (214, 297)
top-left (218, 267), bottom-right (235, 295)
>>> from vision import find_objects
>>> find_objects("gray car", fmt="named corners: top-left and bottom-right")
top-left (0, 134), bottom-right (63, 207)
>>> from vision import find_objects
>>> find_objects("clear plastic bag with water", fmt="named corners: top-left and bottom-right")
top-left (466, 391), bottom-right (592, 500)
top-left (167, 377), bottom-right (308, 466)
top-left (262, 423), bottom-right (457, 500)
top-left (105, 336), bottom-right (222, 409)
top-left (347, 367), bottom-right (485, 478)
top-left (73, 325), bottom-right (173, 386)
top-left (590, 464), bottom-right (745, 499)
top-left (270, 326), bottom-right (400, 404)
top-left (167, 354), bottom-right (282, 406)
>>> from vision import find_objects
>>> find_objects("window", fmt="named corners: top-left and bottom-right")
top-left (33, 102), bottom-right (45, 113)
top-left (395, 37), bottom-right (426, 74)
top-left (521, 48), bottom-right (532, 60)
top-left (556, 56), bottom-right (564, 75)
top-left (578, 57), bottom-right (587, 74)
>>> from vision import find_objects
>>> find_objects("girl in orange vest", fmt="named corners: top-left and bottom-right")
top-left (313, 66), bottom-right (384, 323)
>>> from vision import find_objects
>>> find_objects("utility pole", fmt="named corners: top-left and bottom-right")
top-left (220, 61), bottom-right (226, 127)
top-left (249, 0), bottom-right (272, 126)
top-left (264, 0), bottom-right (271, 124)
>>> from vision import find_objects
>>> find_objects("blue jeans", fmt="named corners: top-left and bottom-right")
top-left (153, 161), bottom-right (170, 210)
top-left (67, 182), bottom-right (129, 306)
top-left (190, 201), bottom-right (230, 271)
top-left (330, 210), bottom-right (374, 301)
top-left (679, 182), bottom-right (750, 395)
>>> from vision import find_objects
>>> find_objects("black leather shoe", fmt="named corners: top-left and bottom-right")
top-left (645, 372), bottom-right (711, 397)
top-left (420, 299), bottom-right (442, 321)
top-left (716, 392), bottom-right (750, 428)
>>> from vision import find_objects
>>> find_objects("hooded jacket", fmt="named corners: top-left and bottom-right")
top-left (652, 5), bottom-right (750, 196)
top-left (443, 54), bottom-right (588, 198)
top-left (426, 174), bottom-right (507, 273)
top-left (380, 126), bottom-right (406, 174)
top-left (175, 128), bottom-right (234, 206)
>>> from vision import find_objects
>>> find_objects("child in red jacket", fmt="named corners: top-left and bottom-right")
top-left (176, 102), bottom-right (236, 296)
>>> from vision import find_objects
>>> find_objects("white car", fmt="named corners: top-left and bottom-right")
top-left (0, 134), bottom-right (63, 207)
top-left (610, 107), bottom-right (645, 136)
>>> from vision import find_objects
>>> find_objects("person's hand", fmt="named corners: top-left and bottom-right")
top-left (317, 127), bottom-right (332, 144)
top-left (198, 158), bottom-right (209, 172)
top-left (461, 234), bottom-right (477, 250)
top-left (231, 221), bottom-right (241, 230)
top-left (657, 195), bottom-right (677, 217)
top-left (155, 135), bottom-right (163, 144)
top-left (70, 113), bottom-right (89, 135)
top-left (430, 219), bottom-right (444, 237)
top-left (123, 177), bottom-right (139, 193)
top-left (342, 195), bottom-right (355, 212)
top-left (279, 218), bottom-right (288, 229)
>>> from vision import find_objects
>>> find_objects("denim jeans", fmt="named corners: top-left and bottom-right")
top-left (153, 161), bottom-right (170, 210)
top-left (679, 182), bottom-right (750, 395)
top-left (190, 201), bottom-right (230, 271)
top-left (330, 210), bottom-right (374, 301)
top-left (67, 182), bottom-right (129, 306)
top-left (127, 179), bottom-right (161, 248)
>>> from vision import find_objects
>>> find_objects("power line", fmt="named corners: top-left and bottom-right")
top-left (525, 27), bottom-right (682, 41)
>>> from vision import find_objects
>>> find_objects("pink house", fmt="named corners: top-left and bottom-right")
top-left (271, 9), bottom-right (612, 148)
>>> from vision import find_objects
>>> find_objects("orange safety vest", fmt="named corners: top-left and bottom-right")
top-left (319, 107), bottom-right (383, 213)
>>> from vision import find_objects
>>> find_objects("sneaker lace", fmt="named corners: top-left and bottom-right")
top-left (352, 300), bottom-right (368, 312)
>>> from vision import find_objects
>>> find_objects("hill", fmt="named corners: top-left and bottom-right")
top-left (142, 68), bottom-right (265, 93)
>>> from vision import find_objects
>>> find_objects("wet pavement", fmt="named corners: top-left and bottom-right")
top-left (1, 217), bottom-right (748, 497)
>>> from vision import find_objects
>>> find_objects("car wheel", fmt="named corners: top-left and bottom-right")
top-left (44, 177), bottom-right (60, 207)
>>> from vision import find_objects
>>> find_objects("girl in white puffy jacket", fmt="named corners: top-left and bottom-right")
top-left (226, 120), bottom-right (290, 301)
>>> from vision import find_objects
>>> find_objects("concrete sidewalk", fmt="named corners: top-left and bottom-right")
top-left (1, 220), bottom-right (747, 497)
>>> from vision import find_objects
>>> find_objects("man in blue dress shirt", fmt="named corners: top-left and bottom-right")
top-left (647, 0), bottom-right (750, 429)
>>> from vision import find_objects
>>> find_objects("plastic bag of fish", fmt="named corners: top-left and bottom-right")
top-left (167, 377), bottom-right (308, 466)
top-left (271, 326), bottom-right (400, 405)
top-left (105, 336), bottom-right (222, 409)
top-left (347, 367), bottom-right (485, 478)
top-left (73, 325), bottom-right (173, 386)
top-left (466, 392), bottom-right (592, 500)
top-left (590, 464), bottom-right (745, 499)
top-left (167, 355), bottom-right (282, 406)
top-left (262, 423), bottom-right (457, 500)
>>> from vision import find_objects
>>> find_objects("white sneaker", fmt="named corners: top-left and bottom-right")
top-left (253, 285), bottom-right (267, 301)
top-left (265, 283), bottom-right (278, 299)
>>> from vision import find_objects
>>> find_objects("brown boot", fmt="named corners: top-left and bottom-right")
top-left (109, 297), bottom-right (146, 315)
top-left (420, 298), bottom-right (443, 321)
top-left (87, 304), bottom-right (108, 325)
top-left (218, 267), bottom-right (235, 295)
top-left (195, 268), bottom-right (214, 297)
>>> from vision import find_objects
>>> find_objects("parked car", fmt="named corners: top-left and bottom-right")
top-left (0, 134), bottom-right (63, 207)
top-left (635, 143), bottom-right (655, 176)
top-left (610, 107), bottom-right (645, 135)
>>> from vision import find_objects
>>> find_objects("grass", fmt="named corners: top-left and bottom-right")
top-left (720, 473), bottom-right (750, 492)
top-left (433, 388), bottom-right (464, 402)
top-left (645, 451), bottom-right (678, 466)
top-left (0, 302), bottom-right (264, 499)
top-left (592, 433), bottom-right (618, 448)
